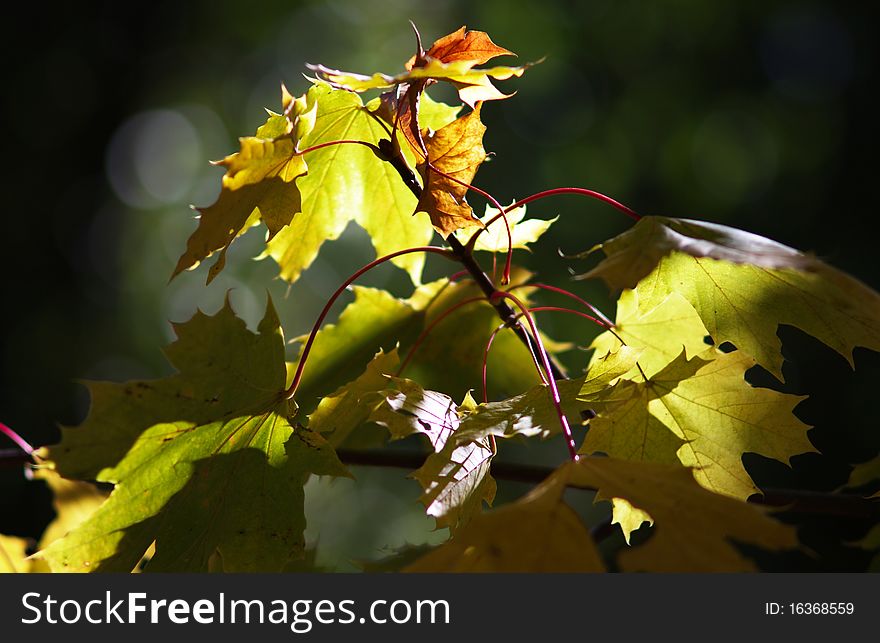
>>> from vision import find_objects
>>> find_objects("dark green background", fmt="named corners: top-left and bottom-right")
top-left (1, 0), bottom-right (878, 570)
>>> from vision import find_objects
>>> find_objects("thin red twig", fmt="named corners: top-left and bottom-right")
top-left (0, 421), bottom-right (34, 455)
top-left (469, 186), bottom-right (640, 250)
top-left (489, 291), bottom-right (579, 461)
top-left (396, 297), bottom-right (488, 377)
top-left (286, 246), bottom-right (454, 398)
top-left (425, 162), bottom-right (514, 285)
top-left (507, 282), bottom-right (615, 328)
top-left (527, 306), bottom-right (606, 329)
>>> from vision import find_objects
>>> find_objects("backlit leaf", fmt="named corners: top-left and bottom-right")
top-left (308, 348), bottom-right (400, 448)
top-left (267, 84), bottom-right (456, 285)
top-left (0, 535), bottom-right (29, 573)
top-left (589, 289), bottom-right (709, 378)
top-left (455, 202), bottom-right (558, 253)
top-left (415, 105), bottom-right (487, 235)
top-left (564, 458), bottom-right (798, 572)
top-left (414, 26), bottom-right (514, 69)
top-left (38, 299), bottom-right (347, 572)
top-left (405, 470), bottom-right (603, 572)
top-left (173, 88), bottom-right (315, 284)
top-left (371, 382), bottom-right (496, 532)
top-left (578, 216), bottom-right (880, 379)
top-left (580, 348), bottom-right (815, 502)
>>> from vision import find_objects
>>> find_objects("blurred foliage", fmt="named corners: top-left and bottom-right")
top-left (1, 0), bottom-right (878, 570)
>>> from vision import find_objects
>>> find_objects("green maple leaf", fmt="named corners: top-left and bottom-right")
top-left (0, 535), bottom-right (29, 573)
top-left (406, 456), bottom-right (796, 572)
top-left (366, 349), bottom-right (640, 532)
top-left (580, 348), bottom-right (815, 508)
top-left (38, 299), bottom-right (347, 572)
top-left (564, 457), bottom-right (798, 572)
top-left (454, 202), bottom-right (558, 253)
top-left (266, 83), bottom-right (459, 285)
top-left (405, 467), bottom-right (603, 572)
top-left (298, 272), bottom-right (572, 451)
top-left (173, 88), bottom-right (316, 284)
top-left (371, 382), bottom-right (496, 533)
top-left (578, 216), bottom-right (880, 379)
top-left (307, 348), bottom-right (400, 449)
top-left (846, 456), bottom-right (880, 494)
top-left (589, 289), bottom-right (710, 378)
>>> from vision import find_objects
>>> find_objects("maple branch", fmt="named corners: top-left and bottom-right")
top-left (490, 291), bottom-right (578, 461)
top-left (377, 138), bottom-right (567, 382)
top-left (332, 448), bottom-right (880, 519)
top-left (0, 421), bottom-right (34, 454)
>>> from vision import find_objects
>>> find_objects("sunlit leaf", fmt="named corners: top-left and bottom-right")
top-left (0, 535), bottom-right (29, 573)
top-left (39, 299), bottom-right (347, 572)
top-left (308, 348), bottom-right (400, 448)
top-left (173, 88), bottom-right (315, 284)
top-left (405, 470), bottom-right (603, 572)
top-left (563, 458), bottom-right (799, 572)
top-left (589, 289), bottom-right (709, 378)
top-left (371, 381), bottom-right (495, 532)
top-left (578, 216), bottom-right (880, 379)
top-left (415, 105), bottom-right (487, 235)
top-left (455, 202), bottom-right (557, 253)
top-left (580, 348), bottom-right (815, 505)
top-left (266, 84), bottom-right (459, 285)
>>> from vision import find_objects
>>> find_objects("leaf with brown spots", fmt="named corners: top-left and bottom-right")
top-left (415, 105), bottom-right (487, 235)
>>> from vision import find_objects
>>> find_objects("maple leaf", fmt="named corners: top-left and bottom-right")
top-left (406, 455), bottom-right (796, 572)
top-left (296, 272), bottom-right (568, 436)
top-left (309, 26), bottom-right (532, 109)
top-left (366, 349), bottom-right (640, 532)
top-left (172, 87), bottom-right (316, 284)
top-left (415, 105), bottom-right (487, 235)
top-left (26, 469), bottom-right (109, 573)
top-left (589, 289), bottom-right (710, 378)
top-left (0, 534), bottom-right (29, 573)
top-left (405, 468), bottom-right (604, 572)
top-left (308, 348), bottom-right (400, 449)
top-left (564, 458), bottom-right (799, 572)
top-left (845, 456), bottom-right (880, 497)
top-left (413, 26), bottom-right (514, 69)
top-left (38, 298), bottom-right (348, 572)
top-left (370, 381), bottom-right (496, 533)
top-left (580, 347), bottom-right (815, 505)
top-left (454, 202), bottom-right (558, 252)
top-left (578, 216), bottom-right (880, 379)
top-left (265, 83), bottom-right (458, 285)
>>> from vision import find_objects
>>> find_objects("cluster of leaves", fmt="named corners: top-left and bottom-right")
top-left (4, 26), bottom-right (879, 573)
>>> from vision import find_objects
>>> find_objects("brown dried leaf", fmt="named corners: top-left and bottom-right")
top-left (415, 105), bottom-right (486, 235)
top-left (409, 25), bottom-right (514, 70)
